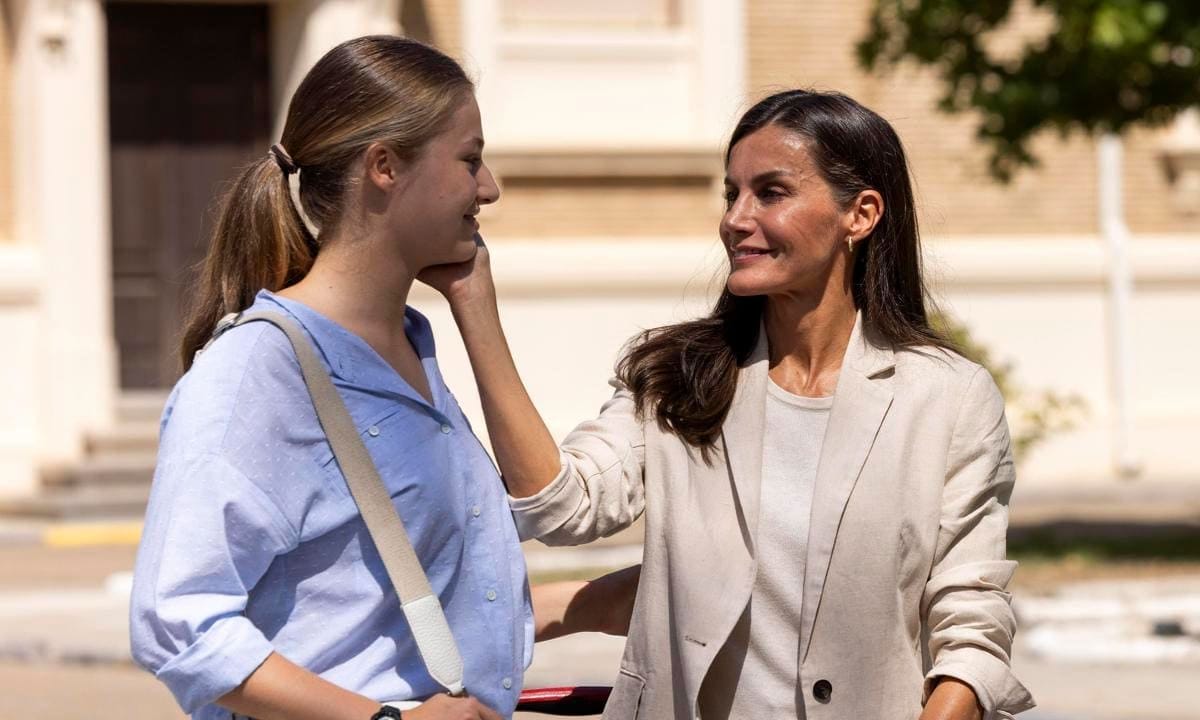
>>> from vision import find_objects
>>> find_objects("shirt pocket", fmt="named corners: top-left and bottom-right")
top-left (318, 405), bottom-right (464, 562)
top-left (316, 405), bottom-right (449, 500)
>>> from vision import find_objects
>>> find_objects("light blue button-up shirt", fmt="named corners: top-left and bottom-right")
top-left (130, 291), bottom-right (533, 719)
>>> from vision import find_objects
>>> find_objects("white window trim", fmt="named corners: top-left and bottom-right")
top-left (463, 0), bottom-right (745, 153)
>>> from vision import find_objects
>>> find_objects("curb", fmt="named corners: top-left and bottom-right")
top-left (42, 521), bottom-right (143, 548)
top-left (0, 520), bottom-right (143, 548)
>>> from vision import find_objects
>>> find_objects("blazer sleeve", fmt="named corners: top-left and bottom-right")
top-left (921, 367), bottom-right (1035, 718)
top-left (509, 378), bottom-right (646, 545)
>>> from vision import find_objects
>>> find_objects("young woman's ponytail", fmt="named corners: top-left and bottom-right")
top-left (177, 35), bottom-right (473, 371)
top-left (179, 154), bottom-right (314, 369)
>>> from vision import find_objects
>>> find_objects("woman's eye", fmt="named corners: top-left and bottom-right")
top-left (759, 187), bottom-right (784, 201)
top-left (465, 156), bottom-right (482, 172)
top-left (723, 190), bottom-right (738, 207)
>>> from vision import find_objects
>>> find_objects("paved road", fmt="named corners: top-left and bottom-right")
top-left (3, 544), bottom-right (1200, 719)
top-left (4, 643), bottom-right (1198, 720)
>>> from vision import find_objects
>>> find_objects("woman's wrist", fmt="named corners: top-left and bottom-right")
top-left (920, 677), bottom-right (983, 720)
top-left (445, 279), bottom-right (498, 322)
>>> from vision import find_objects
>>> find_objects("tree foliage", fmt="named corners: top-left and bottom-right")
top-left (859, 0), bottom-right (1200, 180)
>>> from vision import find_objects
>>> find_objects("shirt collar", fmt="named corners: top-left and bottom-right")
top-left (252, 290), bottom-right (444, 410)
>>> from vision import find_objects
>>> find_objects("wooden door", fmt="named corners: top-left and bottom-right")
top-left (108, 3), bottom-right (271, 388)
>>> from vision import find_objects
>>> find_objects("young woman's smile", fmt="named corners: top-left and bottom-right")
top-left (393, 96), bottom-right (499, 269)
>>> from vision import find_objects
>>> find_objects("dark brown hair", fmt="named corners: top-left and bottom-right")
top-left (179, 36), bottom-right (473, 369)
top-left (617, 89), bottom-right (950, 457)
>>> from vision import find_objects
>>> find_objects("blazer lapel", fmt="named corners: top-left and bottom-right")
top-left (718, 326), bottom-right (770, 551)
top-left (800, 313), bottom-right (895, 661)
top-left (676, 328), bottom-right (768, 703)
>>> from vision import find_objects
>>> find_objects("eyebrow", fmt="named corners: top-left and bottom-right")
top-left (464, 136), bottom-right (485, 150)
top-left (723, 169), bottom-right (792, 186)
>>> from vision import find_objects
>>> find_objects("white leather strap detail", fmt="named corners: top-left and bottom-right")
top-left (404, 594), bottom-right (467, 696)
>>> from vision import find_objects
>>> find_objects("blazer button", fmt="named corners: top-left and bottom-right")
top-left (813, 679), bottom-right (833, 703)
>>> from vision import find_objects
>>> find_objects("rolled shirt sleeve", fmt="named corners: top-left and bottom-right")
top-left (509, 379), bottom-right (646, 545)
top-left (921, 367), bottom-right (1034, 718)
top-left (130, 452), bottom-right (298, 713)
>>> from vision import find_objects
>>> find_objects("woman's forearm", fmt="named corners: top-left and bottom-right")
top-left (448, 289), bottom-right (562, 498)
top-left (218, 652), bottom-right (378, 720)
top-left (919, 677), bottom-right (983, 720)
top-left (532, 565), bottom-right (641, 642)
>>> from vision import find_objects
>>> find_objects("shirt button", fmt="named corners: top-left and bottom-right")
top-left (471, 505), bottom-right (481, 517)
top-left (486, 589), bottom-right (497, 602)
top-left (440, 424), bottom-right (452, 434)
top-left (502, 677), bottom-right (513, 689)
top-left (367, 425), bottom-right (380, 437)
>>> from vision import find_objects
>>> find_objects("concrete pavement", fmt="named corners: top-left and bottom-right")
top-left (2, 540), bottom-right (1200, 719)
top-left (2, 473), bottom-right (1198, 718)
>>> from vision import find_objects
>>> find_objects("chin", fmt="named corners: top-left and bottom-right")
top-left (726, 282), bottom-right (764, 297)
top-left (726, 269), bottom-right (779, 297)
top-left (450, 239), bottom-right (478, 263)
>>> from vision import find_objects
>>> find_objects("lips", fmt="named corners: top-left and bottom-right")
top-left (464, 205), bottom-right (480, 229)
top-left (731, 246), bottom-right (773, 263)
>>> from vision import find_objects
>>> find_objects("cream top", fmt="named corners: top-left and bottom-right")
top-left (698, 379), bottom-right (833, 719)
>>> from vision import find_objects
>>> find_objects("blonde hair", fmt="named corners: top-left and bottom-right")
top-left (180, 35), bottom-right (473, 369)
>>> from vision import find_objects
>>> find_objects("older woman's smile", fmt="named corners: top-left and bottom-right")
top-left (732, 246), bottom-right (774, 264)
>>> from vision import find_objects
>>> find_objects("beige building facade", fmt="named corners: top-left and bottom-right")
top-left (0, 0), bottom-right (1197, 509)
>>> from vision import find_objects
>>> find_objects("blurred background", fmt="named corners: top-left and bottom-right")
top-left (0, 1), bottom-right (1197, 718)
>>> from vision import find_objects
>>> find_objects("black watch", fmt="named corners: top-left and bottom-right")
top-left (370, 706), bottom-right (403, 720)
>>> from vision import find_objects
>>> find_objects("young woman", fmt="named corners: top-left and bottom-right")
top-left (128, 35), bottom-right (622, 720)
top-left (431, 90), bottom-right (1035, 719)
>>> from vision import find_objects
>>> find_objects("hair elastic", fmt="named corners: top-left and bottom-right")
top-left (269, 143), bottom-right (298, 176)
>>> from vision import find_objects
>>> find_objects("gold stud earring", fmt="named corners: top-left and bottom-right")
top-left (846, 235), bottom-right (855, 252)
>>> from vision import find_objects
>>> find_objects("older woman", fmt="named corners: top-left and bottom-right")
top-left (424, 89), bottom-right (1034, 719)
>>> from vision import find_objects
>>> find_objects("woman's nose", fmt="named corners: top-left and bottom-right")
top-left (721, 195), bottom-right (754, 237)
top-left (478, 163), bottom-right (501, 205)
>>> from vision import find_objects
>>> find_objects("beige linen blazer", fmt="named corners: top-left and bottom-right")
top-left (511, 316), bottom-right (1034, 720)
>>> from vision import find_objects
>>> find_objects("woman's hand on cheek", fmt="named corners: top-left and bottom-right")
top-left (417, 234), bottom-right (496, 308)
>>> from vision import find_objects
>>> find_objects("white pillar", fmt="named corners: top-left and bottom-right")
top-left (0, 246), bottom-right (41, 497)
top-left (12, 0), bottom-right (116, 474)
top-left (1097, 134), bottom-right (1141, 480)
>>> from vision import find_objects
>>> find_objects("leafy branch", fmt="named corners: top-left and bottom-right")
top-left (858, 0), bottom-right (1200, 180)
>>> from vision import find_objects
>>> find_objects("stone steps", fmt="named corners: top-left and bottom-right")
top-left (40, 452), bottom-right (157, 490)
top-left (83, 422), bottom-right (159, 456)
top-left (115, 391), bottom-right (168, 425)
top-left (0, 393), bottom-right (166, 520)
top-left (0, 484), bottom-right (152, 521)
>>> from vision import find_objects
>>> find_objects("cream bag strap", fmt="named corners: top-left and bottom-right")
top-left (205, 310), bottom-right (467, 698)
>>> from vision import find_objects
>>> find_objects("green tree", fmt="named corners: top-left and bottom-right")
top-left (858, 0), bottom-right (1200, 180)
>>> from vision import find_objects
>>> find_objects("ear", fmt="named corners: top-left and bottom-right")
top-left (845, 189), bottom-right (884, 242)
top-left (363, 142), bottom-right (403, 192)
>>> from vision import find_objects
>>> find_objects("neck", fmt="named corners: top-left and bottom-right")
top-left (279, 229), bottom-right (416, 345)
top-left (763, 283), bottom-right (857, 396)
